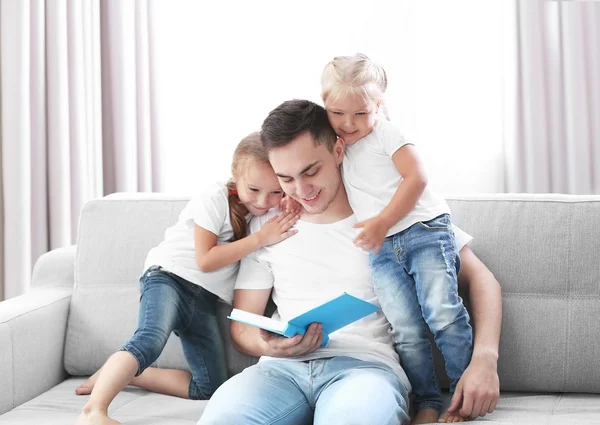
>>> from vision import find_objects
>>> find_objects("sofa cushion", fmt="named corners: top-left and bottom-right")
top-left (0, 378), bottom-right (205, 424)
top-left (446, 194), bottom-right (600, 393)
top-left (64, 194), bottom-right (256, 378)
top-left (2, 378), bottom-right (600, 424)
top-left (64, 193), bottom-right (600, 395)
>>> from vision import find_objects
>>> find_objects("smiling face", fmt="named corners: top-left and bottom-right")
top-left (268, 131), bottom-right (345, 217)
top-left (234, 159), bottom-right (284, 216)
top-left (325, 93), bottom-right (379, 145)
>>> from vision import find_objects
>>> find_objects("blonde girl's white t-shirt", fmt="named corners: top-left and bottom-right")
top-left (342, 119), bottom-right (450, 237)
top-left (144, 181), bottom-right (250, 304)
top-left (235, 209), bottom-right (472, 389)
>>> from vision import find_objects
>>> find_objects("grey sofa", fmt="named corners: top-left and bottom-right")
top-left (1, 193), bottom-right (599, 425)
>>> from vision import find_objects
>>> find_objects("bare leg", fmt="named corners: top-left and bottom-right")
top-left (76, 366), bottom-right (191, 399)
top-left (131, 367), bottom-right (191, 398)
top-left (413, 408), bottom-right (440, 424)
top-left (74, 351), bottom-right (140, 425)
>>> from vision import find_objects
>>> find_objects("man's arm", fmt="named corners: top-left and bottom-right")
top-left (230, 288), bottom-right (323, 358)
top-left (230, 288), bottom-right (273, 356)
top-left (443, 245), bottom-right (502, 420)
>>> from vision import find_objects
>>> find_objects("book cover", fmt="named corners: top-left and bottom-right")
top-left (227, 293), bottom-right (379, 346)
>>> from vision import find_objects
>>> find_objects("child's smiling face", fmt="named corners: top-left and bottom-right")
top-left (235, 160), bottom-right (283, 216)
top-left (325, 94), bottom-right (379, 145)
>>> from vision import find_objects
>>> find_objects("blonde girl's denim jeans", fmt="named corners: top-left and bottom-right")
top-left (370, 214), bottom-right (473, 412)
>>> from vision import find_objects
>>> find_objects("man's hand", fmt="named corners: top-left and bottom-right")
top-left (441, 352), bottom-right (500, 421)
top-left (353, 216), bottom-right (389, 254)
top-left (260, 323), bottom-right (323, 357)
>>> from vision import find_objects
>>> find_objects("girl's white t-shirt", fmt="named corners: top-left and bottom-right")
top-left (144, 181), bottom-right (250, 304)
top-left (235, 209), bottom-right (472, 388)
top-left (342, 119), bottom-right (450, 237)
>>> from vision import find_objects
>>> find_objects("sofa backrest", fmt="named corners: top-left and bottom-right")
top-left (65, 193), bottom-right (600, 393)
top-left (446, 194), bottom-right (600, 393)
top-left (64, 194), bottom-right (256, 379)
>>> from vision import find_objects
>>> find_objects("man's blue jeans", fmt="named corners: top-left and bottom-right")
top-left (120, 266), bottom-right (228, 400)
top-left (370, 214), bottom-right (473, 412)
top-left (198, 356), bottom-right (410, 425)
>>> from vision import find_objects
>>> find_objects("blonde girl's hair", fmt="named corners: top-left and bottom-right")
top-left (226, 131), bottom-right (271, 241)
top-left (320, 53), bottom-right (390, 119)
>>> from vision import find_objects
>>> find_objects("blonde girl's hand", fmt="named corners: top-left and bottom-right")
top-left (257, 212), bottom-right (299, 247)
top-left (353, 216), bottom-right (389, 254)
top-left (279, 196), bottom-right (302, 214)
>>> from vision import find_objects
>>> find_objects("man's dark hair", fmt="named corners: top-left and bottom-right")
top-left (260, 99), bottom-right (337, 152)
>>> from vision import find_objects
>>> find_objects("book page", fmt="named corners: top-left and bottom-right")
top-left (229, 308), bottom-right (287, 334)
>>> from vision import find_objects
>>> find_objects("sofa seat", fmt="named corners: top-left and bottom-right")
top-left (1, 377), bottom-right (600, 424)
top-left (0, 378), bottom-right (206, 425)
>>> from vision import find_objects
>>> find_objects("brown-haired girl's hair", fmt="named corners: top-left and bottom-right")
top-left (226, 131), bottom-right (270, 241)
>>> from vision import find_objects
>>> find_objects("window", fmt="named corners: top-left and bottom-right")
top-left (153, 0), bottom-right (506, 195)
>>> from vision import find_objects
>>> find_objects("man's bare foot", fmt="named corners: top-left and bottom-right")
top-left (74, 405), bottom-right (121, 425)
top-left (438, 411), bottom-right (467, 423)
top-left (413, 408), bottom-right (440, 424)
top-left (75, 370), bottom-right (101, 395)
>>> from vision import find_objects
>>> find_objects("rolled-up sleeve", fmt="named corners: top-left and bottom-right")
top-left (235, 251), bottom-right (274, 290)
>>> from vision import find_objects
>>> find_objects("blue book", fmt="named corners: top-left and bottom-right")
top-left (227, 293), bottom-right (379, 346)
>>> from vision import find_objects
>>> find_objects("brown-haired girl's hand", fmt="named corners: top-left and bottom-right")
top-left (279, 196), bottom-right (302, 215)
top-left (256, 212), bottom-right (299, 247)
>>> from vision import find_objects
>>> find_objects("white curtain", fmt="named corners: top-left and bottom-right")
top-left (0, 0), bottom-right (162, 300)
top-left (505, 0), bottom-right (600, 194)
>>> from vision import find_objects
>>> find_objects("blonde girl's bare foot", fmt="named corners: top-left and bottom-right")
top-left (74, 405), bottom-right (121, 425)
top-left (413, 407), bottom-right (440, 424)
top-left (75, 370), bottom-right (101, 395)
top-left (439, 411), bottom-right (468, 423)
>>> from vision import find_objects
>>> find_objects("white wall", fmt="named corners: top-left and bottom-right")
top-left (153, 0), bottom-right (507, 196)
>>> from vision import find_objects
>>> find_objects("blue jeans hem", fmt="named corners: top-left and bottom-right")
top-left (413, 400), bottom-right (444, 413)
top-left (120, 344), bottom-right (146, 377)
top-left (187, 378), bottom-right (203, 400)
top-left (188, 376), bottom-right (214, 400)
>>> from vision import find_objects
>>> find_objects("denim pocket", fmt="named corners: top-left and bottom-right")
top-left (141, 265), bottom-right (162, 281)
top-left (139, 266), bottom-right (162, 299)
top-left (417, 214), bottom-right (450, 230)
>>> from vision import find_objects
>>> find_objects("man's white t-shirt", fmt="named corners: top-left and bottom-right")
top-left (343, 119), bottom-right (450, 237)
top-left (144, 181), bottom-right (250, 304)
top-left (235, 210), bottom-right (472, 389)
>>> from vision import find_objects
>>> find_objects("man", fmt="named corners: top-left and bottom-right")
top-left (198, 100), bottom-right (501, 425)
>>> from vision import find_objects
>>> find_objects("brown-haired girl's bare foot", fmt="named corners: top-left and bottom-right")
top-left (75, 369), bottom-right (101, 395)
top-left (439, 410), bottom-right (468, 423)
top-left (413, 407), bottom-right (440, 424)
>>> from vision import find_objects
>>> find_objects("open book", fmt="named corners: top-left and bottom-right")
top-left (227, 293), bottom-right (378, 346)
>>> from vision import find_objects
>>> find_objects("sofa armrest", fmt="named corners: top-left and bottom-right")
top-left (0, 285), bottom-right (73, 414)
top-left (31, 245), bottom-right (76, 288)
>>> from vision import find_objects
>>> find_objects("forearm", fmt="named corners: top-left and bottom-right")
top-left (229, 288), bottom-right (275, 356)
top-left (197, 234), bottom-right (262, 272)
top-left (469, 269), bottom-right (502, 361)
top-left (379, 176), bottom-right (426, 228)
top-left (450, 247), bottom-right (501, 417)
